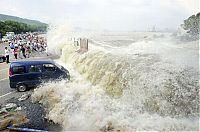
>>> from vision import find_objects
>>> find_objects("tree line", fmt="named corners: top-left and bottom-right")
top-left (0, 20), bottom-right (47, 36)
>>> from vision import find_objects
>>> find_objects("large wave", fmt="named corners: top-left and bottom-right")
top-left (32, 26), bottom-right (199, 131)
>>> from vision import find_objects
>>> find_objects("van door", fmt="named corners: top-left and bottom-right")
top-left (42, 64), bottom-right (57, 81)
top-left (26, 64), bottom-right (42, 87)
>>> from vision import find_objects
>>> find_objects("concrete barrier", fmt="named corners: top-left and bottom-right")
top-left (76, 38), bottom-right (88, 53)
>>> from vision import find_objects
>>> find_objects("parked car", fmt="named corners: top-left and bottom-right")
top-left (9, 59), bottom-right (70, 92)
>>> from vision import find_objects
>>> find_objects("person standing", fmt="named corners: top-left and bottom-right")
top-left (5, 47), bottom-right (10, 63)
top-left (26, 46), bottom-right (31, 58)
top-left (13, 47), bottom-right (18, 59)
top-left (18, 45), bottom-right (22, 59)
top-left (9, 42), bottom-right (15, 49)
top-left (21, 45), bottom-right (26, 58)
top-left (45, 45), bottom-right (49, 56)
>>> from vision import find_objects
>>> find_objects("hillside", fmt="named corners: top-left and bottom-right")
top-left (0, 14), bottom-right (47, 27)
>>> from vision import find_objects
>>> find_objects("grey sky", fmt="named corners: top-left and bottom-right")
top-left (0, 0), bottom-right (199, 31)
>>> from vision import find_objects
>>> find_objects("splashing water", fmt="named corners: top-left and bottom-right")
top-left (32, 27), bottom-right (199, 131)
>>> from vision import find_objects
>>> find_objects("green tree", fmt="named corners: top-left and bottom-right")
top-left (181, 12), bottom-right (200, 40)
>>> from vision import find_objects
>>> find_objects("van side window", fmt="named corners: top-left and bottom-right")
top-left (12, 66), bottom-right (25, 74)
top-left (28, 65), bottom-right (42, 73)
top-left (43, 64), bottom-right (56, 72)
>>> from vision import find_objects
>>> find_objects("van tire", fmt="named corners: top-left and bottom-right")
top-left (17, 84), bottom-right (27, 92)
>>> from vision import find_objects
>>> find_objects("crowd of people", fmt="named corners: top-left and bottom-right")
top-left (3, 32), bottom-right (47, 64)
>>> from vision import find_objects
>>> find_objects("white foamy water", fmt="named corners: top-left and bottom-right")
top-left (32, 26), bottom-right (199, 131)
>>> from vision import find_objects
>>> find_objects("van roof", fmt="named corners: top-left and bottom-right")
top-left (10, 59), bottom-right (54, 67)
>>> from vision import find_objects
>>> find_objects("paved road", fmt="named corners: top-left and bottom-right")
top-left (0, 62), bottom-right (12, 96)
top-left (0, 43), bottom-right (21, 104)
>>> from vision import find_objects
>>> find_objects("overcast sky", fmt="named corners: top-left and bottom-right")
top-left (0, 0), bottom-right (199, 31)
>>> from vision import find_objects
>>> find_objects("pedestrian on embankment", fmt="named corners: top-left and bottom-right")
top-left (13, 47), bottom-right (18, 59)
top-left (26, 46), bottom-right (31, 58)
top-left (4, 47), bottom-right (10, 63)
top-left (21, 45), bottom-right (26, 58)
top-left (18, 45), bottom-right (22, 59)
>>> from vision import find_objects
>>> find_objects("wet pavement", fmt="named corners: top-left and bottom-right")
top-left (4, 96), bottom-right (62, 131)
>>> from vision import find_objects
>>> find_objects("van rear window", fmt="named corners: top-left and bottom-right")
top-left (12, 66), bottom-right (25, 74)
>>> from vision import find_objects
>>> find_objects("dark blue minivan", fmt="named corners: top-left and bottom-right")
top-left (9, 59), bottom-right (70, 92)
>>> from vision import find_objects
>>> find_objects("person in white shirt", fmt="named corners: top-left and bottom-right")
top-left (5, 47), bottom-right (10, 63)
top-left (14, 43), bottom-right (18, 48)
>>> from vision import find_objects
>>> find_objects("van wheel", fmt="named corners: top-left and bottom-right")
top-left (17, 84), bottom-right (27, 92)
